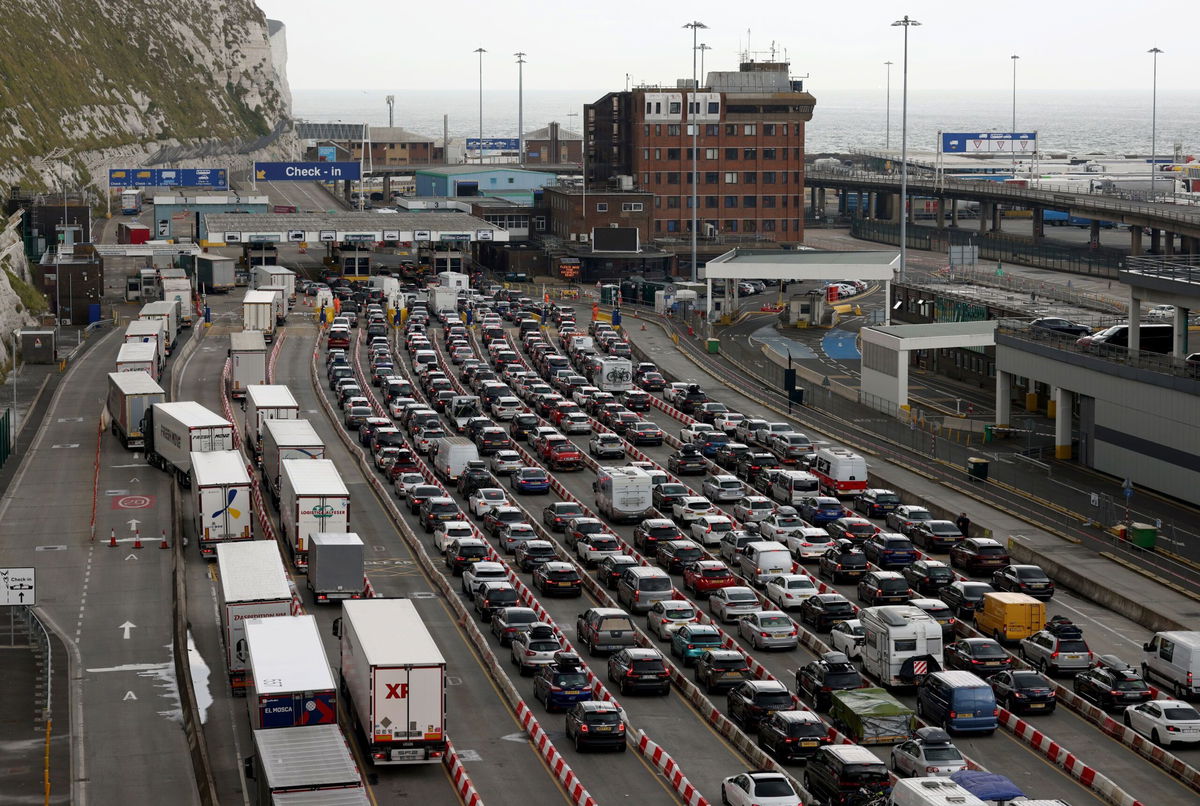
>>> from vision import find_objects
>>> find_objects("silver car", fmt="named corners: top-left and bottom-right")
top-left (732, 496), bottom-right (775, 523)
top-left (709, 586), bottom-right (763, 624)
top-left (1020, 629), bottom-right (1093, 676)
top-left (702, 474), bottom-right (745, 503)
top-left (490, 449), bottom-right (524, 476)
top-left (738, 610), bottom-right (798, 650)
top-left (510, 623), bottom-right (562, 675)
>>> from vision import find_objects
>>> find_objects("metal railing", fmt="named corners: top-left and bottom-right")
top-left (905, 265), bottom-right (1127, 317)
top-left (995, 318), bottom-right (1200, 379)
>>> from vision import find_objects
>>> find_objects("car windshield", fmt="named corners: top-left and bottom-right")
top-left (970, 642), bottom-right (1007, 658)
top-left (844, 765), bottom-right (889, 784)
top-left (824, 670), bottom-right (862, 688)
top-left (756, 691), bottom-right (793, 708)
top-left (754, 780), bottom-right (793, 797)
top-left (1059, 639), bottom-right (1088, 652)
top-left (584, 711), bottom-right (622, 725)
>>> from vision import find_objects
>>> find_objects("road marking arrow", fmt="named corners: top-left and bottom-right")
top-left (119, 621), bottom-right (136, 639)
top-left (128, 476), bottom-right (140, 484)
top-left (500, 732), bottom-right (527, 743)
top-left (127, 518), bottom-right (140, 531)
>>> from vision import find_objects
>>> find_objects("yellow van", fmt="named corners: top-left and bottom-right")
top-left (974, 592), bottom-right (1045, 643)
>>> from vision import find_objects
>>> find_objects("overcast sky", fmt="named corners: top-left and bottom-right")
top-left (254, 0), bottom-right (1190, 94)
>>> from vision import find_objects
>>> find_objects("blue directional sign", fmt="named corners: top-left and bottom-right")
top-left (940, 132), bottom-right (1037, 154)
top-left (108, 167), bottom-right (228, 189)
top-left (467, 138), bottom-right (520, 151)
top-left (254, 161), bottom-right (361, 181)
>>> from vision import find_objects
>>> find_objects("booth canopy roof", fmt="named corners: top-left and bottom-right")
top-left (705, 248), bottom-right (898, 281)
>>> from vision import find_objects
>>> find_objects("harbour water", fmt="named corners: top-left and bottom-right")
top-left (292, 87), bottom-right (1200, 157)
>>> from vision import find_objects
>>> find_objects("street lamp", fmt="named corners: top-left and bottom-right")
top-left (46, 147), bottom-right (70, 333)
top-left (473, 47), bottom-right (487, 164)
top-left (515, 52), bottom-right (527, 165)
top-left (884, 61), bottom-right (893, 149)
top-left (1149, 47), bottom-right (1163, 199)
top-left (683, 20), bottom-right (708, 283)
top-left (1010, 55), bottom-right (1019, 177)
top-left (891, 15), bottom-right (920, 284)
top-left (698, 43), bottom-right (711, 86)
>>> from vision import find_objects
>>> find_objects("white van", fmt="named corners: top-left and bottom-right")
top-left (888, 778), bottom-right (985, 806)
top-left (811, 447), bottom-right (868, 498)
top-left (769, 469), bottom-right (820, 505)
top-left (736, 540), bottom-right (792, 587)
top-left (432, 437), bottom-right (481, 483)
top-left (1143, 631), bottom-right (1200, 698)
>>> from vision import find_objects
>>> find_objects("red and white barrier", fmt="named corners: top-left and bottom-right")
top-left (443, 739), bottom-right (484, 806)
top-left (634, 731), bottom-right (709, 806)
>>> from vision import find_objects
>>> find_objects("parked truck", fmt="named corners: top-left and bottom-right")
top-left (216, 541), bottom-right (295, 690)
top-left (245, 724), bottom-right (368, 805)
top-left (254, 265), bottom-right (297, 304)
top-left (307, 533), bottom-right (366, 603)
top-left (115, 341), bottom-right (160, 381)
top-left (229, 330), bottom-right (267, 399)
top-left (245, 385), bottom-right (300, 456)
top-left (335, 598), bottom-right (447, 764)
top-left (144, 401), bottom-right (235, 486)
top-left (594, 465), bottom-right (654, 523)
top-left (196, 254), bottom-right (237, 293)
top-left (279, 459), bottom-right (349, 569)
top-left (160, 270), bottom-right (194, 327)
top-left (260, 419), bottom-right (325, 506)
top-left (192, 450), bottom-right (253, 558)
top-left (595, 357), bottom-right (633, 393)
top-left (106, 371), bottom-right (165, 449)
top-left (431, 286), bottom-right (459, 315)
top-left (243, 291), bottom-right (277, 342)
top-left (140, 300), bottom-right (180, 349)
top-left (245, 615), bottom-right (338, 729)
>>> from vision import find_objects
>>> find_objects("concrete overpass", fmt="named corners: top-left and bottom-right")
top-left (805, 169), bottom-right (1200, 257)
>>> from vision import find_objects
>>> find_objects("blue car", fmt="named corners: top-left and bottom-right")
top-left (670, 623), bottom-right (723, 666)
top-left (864, 534), bottom-right (919, 570)
top-left (533, 656), bottom-right (593, 711)
top-left (800, 496), bottom-right (846, 525)
top-left (696, 433), bottom-right (730, 457)
top-left (511, 467), bottom-right (551, 494)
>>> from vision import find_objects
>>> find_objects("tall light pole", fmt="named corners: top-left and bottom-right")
top-left (473, 47), bottom-right (487, 163)
top-left (698, 43), bottom-right (712, 86)
top-left (515, 52), bottom-right (527, 165)
top-left (891, 16), bottom-right (920, 283)
top-left (684, 20), bottom-right (707, 283)
top-left (1149, 47), bottom-right (1163, 199)
top-left (1010, 55), bottom-right (1019, 177)
top-left (884, 61), bottom-right (893, 149)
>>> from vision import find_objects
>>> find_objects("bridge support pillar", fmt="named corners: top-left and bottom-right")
top-left (1054, 387), bottom-right (1074, 460)
top-left (979, 202), bottom-right (990, 234)
top-left (1089, 220), bottom-right (1101, 248)
top-left (1150, 228), bottom-right (1161, 254)
top-left (891, 193), bottom-right (902, 223)
top-left (995, 370), bottom-right (1012, 428)
top-left (935, 198), bottom-right (946, 230)
top-left (811, 187), bottom-right (819, 216)
top-left (1130, 225), bottom-right (1143, 256)
top-left (950, 199), bottom-right (959, 228)
top-left (382, 175), bottom-right (392, 199)
top-left (868, 192), bottom-right (877, 219)
top-left (1174, 305), bottom-right (1190, 358)
top-left (991, 203), bottom-right (1002, 232)
top-left (343, 179), bottom-right (354, 205)
top-left (1032, 207), bottom-right (1044, 239)
top-left (1165, 231), bottom-right (1175, 255)
top-left (906, 196), bottom-right (916, 224)
top-left (1128, 289), bottom-right (1142, 352)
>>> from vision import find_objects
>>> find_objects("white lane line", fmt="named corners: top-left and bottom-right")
top-left (1052, 596), bottom-right (1145, 650)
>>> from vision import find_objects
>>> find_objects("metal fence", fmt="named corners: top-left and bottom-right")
top-left (906, 265), bottom-right (1127, 316)
top-left (850, 218), bottom-right (1125, 277)
top-left (0, 409), bottom-right (10, 469)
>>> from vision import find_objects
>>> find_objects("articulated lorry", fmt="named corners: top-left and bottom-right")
top-left (192, 450), bottom-right (253, 558)
top-left (244, 385), bottom-right (299, 456)
top-left (139, 300), bottom-right (180, 350)
top-left (159, 269), bottom-right (194, 327)
top-left (260, 419), bottom-right (325, 506)
top-left (307, 533), bottom-right (366, 603)
top-left (106, 371), bottom-right (166, 449)
top-left (243, 291), bottom-right (277, 342)
top-left (115, 341), bottom-right (160, 381)
top-left (216, 541), bottom-right (295, 689)
top-left (279, 459), bottom-right (349, 569)
top-left (195, 254), bottom-right (236, 293)
top-left (244, 724), bottom-right (368, 805)
top-left (245, 615), bottom-right (338, 729)
top-left (254, 265), bottom-right (297, 305)
top-left (229, 330), bottom-right (267, 399)
top-left (144, 401), bottom-right (235, 486)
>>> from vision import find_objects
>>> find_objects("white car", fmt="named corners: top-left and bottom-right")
top-left (490, 449), bottom-right (524, 476)
top-left (708, 586), bottom-right (762, 624)
top-left (663, 382), bottom-right (690, 405)
top-left (1123, 699), bottom-right (1200, 747)
top-left (754, 422), bottom-right (794, 447)
top-left (732, 496), bottom-right (775, 523)
top-left (713, 412), bottom-right (746, 434)
top-left (561, 412), bottom-right (592, 435)
top-left (646, 600), bottom-right (698, 639)
top-left (691, 514), bottom-right (734, 547)
top-left (785, 527), bottom-right (835, 561)
top-left (572, 386), bottom-right (600, 406)
top-left (680, 423), bottom-right (715, 443)
top-left (491, 396), bottom-right (523, 420)
top-left (498, 522), bottom-right (538, 553)
top-left (672, 496), bottom-right (717, 524)
top-left (720, 772), bottom-right (801, 806)
top-left (461, 561), bottom-right (507, 595)
top-left (829, 619), bottom-right (865, 660)
top-left (393, 472), bottom-right (426, 499)
top-left (388, 397), bottom-right (417, 418)
top-left (758, 510), bottom-right (808, 541)
top-left (575, 532), bottom-right (622, 566)
top-left (509, 623), bottom-right (562, 675)
top-left (469, 488), bottom-right (509, 518)
top-left (735, 418), bottom-right (768, 444)
top-left (433, 520), bottom-right (475, 554)
top-left (764, 574), bottom-right (818, 611)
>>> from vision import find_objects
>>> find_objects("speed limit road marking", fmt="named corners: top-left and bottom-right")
top-left (111, 495), bottom-right (156, 510)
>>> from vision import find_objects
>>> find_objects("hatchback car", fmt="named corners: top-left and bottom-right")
top-left (671, 623), bottom-right (723, 666)
top-left (694, 649), bottom-right (751, 694)
top-left (510, 624), bottom-right (563, 675)
top-left (733, 496), bottom-right (775, 523)
top-left (738, 611), bottom-right (799, 651)
top-left (799, 496), bottom-right (846, 525)
top-left (543, 501), bottom-right (586, 532)
top-left (945, 638), bottom-right (1012, 677)
top-left (709, 586), bottom-right (763, 624)
top-left (857, 570), bottom-right (913, 606)
top-left (533, 562), bottom-right (583, 597)
top-left (825, 517), bottom-right (878, 542)
top-left (886, 504), bottom-right (934, 536)
top-left (667, 446), bottom-right (708, 476)
top-left (490, 606), bottom-right (540, 646)
top-left (683, 559), bottom-right (737, 597)
top-left (727, 680), bottom-right (797, 732)
top-left (989, 669), bottom-right (1057, 714)
top-left (795, 651), bottom-right (864, 710)
top-left (829, 619), bottom-right (866, 660)
top-left (889, 727), bottom-right (967, 778)
top-left (633, 518), bottom-right (682, 552)
top-left (596, 554), bottom-right (638, 590)
top-left (656, 539), bottom-right (705, 573)
top-left (588, 432), bottom-right (626, 458)
top-left (646, 600), bottom-right (698, 639)
top-left (798, 594), bottom-right (855, 633)
top-left (565, 701), bottom-right (626, 752)
top-left (514, 540), bottom-right (558, 572)
top-left (489, 449), bottom-right (524, 476)
top-left (627, 421), bottom-right (664, 446)
top-left (607, 648), bottom-right (671, 696)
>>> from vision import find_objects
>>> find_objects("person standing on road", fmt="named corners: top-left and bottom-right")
top-left (956, 512), bottom-right (971, 537)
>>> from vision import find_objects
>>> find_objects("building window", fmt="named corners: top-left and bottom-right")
top-left (726, 220), bottom-right (738, 232)
top-left (534, 216), bottom-right (546, 231)
top-left (655, 148), bottom-right (661, 160)
top-left (793, 148), bottom-right (800, 158)
top-left (705, 148), bottom-right (718, 159)
top-left (667, 172), bottom-right (680, 184)
top-left (596, 202), bottom-right (608, 212)
top-left (781, 196), bottom-right (787, 208)
top-left (705, 123), bottom-right (719, 136)
top-left (743, 196), bottom-right (757, 208)
top-left (655, 124), bottom-right (661, 136)
top-left (762, 195), bottom-right (776, 208)
top-left (489, 177), bottom-right (497, 184)
top-left (723, 172), bottom-right (737, 183)
top-left (780, 172), bottom-right (788, 185)
top-left (667, 196), bottom-right (680, 209)
top-left (762, 219), bottom-right (776, 232)
top-left (645, 101), bottom-right (652, 114)
top-left (724, 196), bottom-right (738, 208)
top-left (763, 147), bottom-right (777, 160)
top-left (793, 218), bottom-right (800, 230)
top-left (724, 147), bottom-right (738, 160)
top-left (621, 202), bottom-right (644, 212)
top-left (743, 124), bottom-right (756, 136)
top-left (669, 101), bottom-right (681, 115)
top-left (655, 196), bottom-right (661, 208)
top-left (686, 148), bottom-right (694, 159)
top-left (667, 124), bottom-right (681, 136)
top-left (705, 196), bottom-right (718, 208)
top-left (763, 171), bottom-right (776, 184)
top-left (655, 220), bottom-right (662, 232)
top-left (704, 172), bottom-right (718, 184)
top-left (744, 220), bottom-right (758, 232)
top-left (781, 219), bottom-right (788, 232)
top-left (764, 124), bottom-right (776, 136)
top-left (725, 124), bottom-right (737, 136)
top-left (743, 172), bottom-right (756, 184)
top-left (667, 148), bottom-right (681, 160)
top-left (507, 177), bottom-right (514, 183)
top-left (687, 124), bottom-right (696, 136)
top-left (743, 148), bottom-right (757, 160)
top-left (643, 124), bottom-right (650, 137)
top-left (666, 219), bottom-right (679, 232)
top-left (642, 172), bottom-right (650, 185)
top-left (794, 124), bottom-right (800, 136)
top-left (654, 172), bottom-right (662, 185)
top-left (643, 148), bottom-right (650, 160)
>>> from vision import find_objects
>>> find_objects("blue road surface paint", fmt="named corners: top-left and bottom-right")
top-left (822, 329), bottom-right (861, 360)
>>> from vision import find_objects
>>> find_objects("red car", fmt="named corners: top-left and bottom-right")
top-left (683, 560), bottom-right (737, 598)
top-left (550, 402), bottom-right (583, 426)
top-left (546, 442), bottom-right (583, 471)
top-left (386, 449), bottom-right (422, 479)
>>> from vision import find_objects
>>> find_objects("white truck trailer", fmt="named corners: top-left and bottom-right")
top-left (195, 254), bottom-right (236, 293)
top-left (431, 286), bottom-right (459, 315)
top-left (229, 330), bottom-right (267, 399)
top-left (336, 598), bottom-right (448, 764)
top-left (243, 290), bottom-right (277, 342)
top-left (594, 465), bottom-right (654, 523)
top-left (245, 385), bottom-right (299, 456)
top-left (437, 271), bottom-right (469, 290)
top-left (245, 724), bottom-right (368, 805)
top-left (160, 271), bottom-right (194, 327)
top-left (216, 540), bottom-right (295, 690)
top-left (106, 371), bottom-right (165, 449)
top-left (260, 419), bottom-right (325, 506)
top-left (192, 450), bottom-right (253, 558)
top-left (115, 341), bottom-right (160, 381)
top-left (245, 615), bottom-right (338, 730)
top-left (307, 533), bottom-right (366, 603)
top-left (254, 265), bottom-right (297, 305)
top-left (144, 401), bottom-right (235, 486)
top-left (258, 286), bottom-right (287, 324)
top-left (139, 300), bottom-right (180, 350)
top-left (123, 319), bottom-right (167, 373)
top-left (279, 459), bottom-right (349, 570)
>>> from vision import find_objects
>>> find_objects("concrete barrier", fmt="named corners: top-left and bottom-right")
top-left (633, 731), bottom-right (709, 806)
top-left (443, 740), bottom-right (484, 806)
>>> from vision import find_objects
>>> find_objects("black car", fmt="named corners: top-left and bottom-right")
top-left (992, 564), bottom-right (1055, 601)
top-left (817, 541), bottom-right (868, 583)
top-left (456, 463), bottom-right (495, 497)
top-left (542, 502), bottom-right (586, 531)
top-left (652, 483), bottom-right (690, 511)
top-left (472, 582), bottom-right (519, 623)
top-left (944, 638), bottom-right (1012, 677)
top-left (510, 413), bottom-right (540, 441)
top-left (606, 648), bottom-right (670, 696)
top-left (714, 442), bottom-right (752, 471)
top-left (902, 560), bottom-right (956, 596)
top-left (667, 445), bottom-right (708, 476)
top-left (406, 484), bottom-right (444, 516)
top-left (939, 581), bottom-right (995, 619)
top-left (989, 669), bottom-right (1057, 714)
top-left (627, 421), bottom-right (664, 446)
top-left (596, 554), bottom-right (638, 590)
top-left (757, 710), bottom-right (831, 763)
top-left (736, 451), bottom-right (779, 484)
top-left (798, 594), bottom-right (855, 632)
top-left (565, 701), bottom-right (626, 751)
top-left (533, 562), bottom-right (583, 597)
top-left (1073, 656), bottom-right (1152, 710)
top-left (1031, 317), bottom-right (1091, 337)
top-left (633, 519), bottom-right (682, 552)
top-left (726, 680), bottom-right (796, 731)
top-left (795, 651), bottom-right (864, 710)
top-left (677, 385), bottom-right (709, 414)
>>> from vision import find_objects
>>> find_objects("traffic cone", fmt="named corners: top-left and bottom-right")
top-left (641, 322), bottom-right (646, 331)
top-left (133, 529), bottom-right (143, 549)
top-left (109, 529), bottom-right (117, 548)
top-left (160, 530), bottom-right (169, 550)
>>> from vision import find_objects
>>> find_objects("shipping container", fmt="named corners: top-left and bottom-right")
top-left (216, 541), bottom-right (295, 688)
top-left (245, 616), bottom-right (337, 730)
top-left (230, 330), bottom-right (267, 399)
top-left (192, 450), bottom-right (253, 557)
top-left (280, 459), bottom-right (349, 569)
top-left (106, 371), bottom-right (166, 449)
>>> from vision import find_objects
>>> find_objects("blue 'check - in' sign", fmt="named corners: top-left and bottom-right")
top-left (254, 161), bottom-right (361, 181)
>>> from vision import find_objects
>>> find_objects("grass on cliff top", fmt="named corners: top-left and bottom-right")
top-left (5, 268), bottom-right (47, 315)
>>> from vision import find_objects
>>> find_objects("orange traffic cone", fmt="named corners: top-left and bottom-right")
top-left (109, 529), bottom-right (117, 548)
top-left (132, 529), bottom-right (143, 549)
top-left (160, 530), bottom-right (169, 550)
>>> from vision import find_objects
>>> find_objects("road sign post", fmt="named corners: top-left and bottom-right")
top-left (0, 567), bottom-right (36, 606)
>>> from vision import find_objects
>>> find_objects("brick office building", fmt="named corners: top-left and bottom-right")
top-left (585, 61), bottom-right (815, 268)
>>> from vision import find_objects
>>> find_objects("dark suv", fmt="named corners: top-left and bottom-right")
top-left (1073, 655), bottom-right (1152, 710)
top-left (726, 680), bottom-right (797, 731)
top-left (533, 652), bottom-right (593, 712)
top-left (950, 538), bottom-right (1010, 574)
top-left (576, 608), bottom-right (637, 657)
top-left (694, 649), bottom-right (751, 694)
top-left (817, 540), bottom-right (868, 583)
top-left (803, 745), bottom-right (890, 806)
top-left (565, 701), bottom-right (626, 752)
top-left (606, 648), bottom-right (671, 696)
top-left (757, 710), bottom-right (831, 763)
top-left (795, 651), bottom-right (864, 710)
